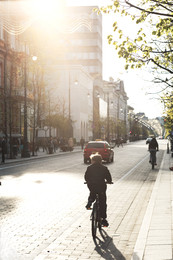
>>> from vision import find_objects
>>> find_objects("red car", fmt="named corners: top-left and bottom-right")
top-left (83, 141), bottom-right (114, 164)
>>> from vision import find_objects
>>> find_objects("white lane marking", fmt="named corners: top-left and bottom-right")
top-left (113, 153), bottom-right (149, 187)
top-left (55, 163), bottom-right (82, 172)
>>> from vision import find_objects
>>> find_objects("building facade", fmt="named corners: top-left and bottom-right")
top-left (101, 78), bottom-right (128, 141)
top-left (0, 3), bottom-right (131, 153)
top-left (41, 6), bottom-right (103, 142)
top-left (44, 64), bottom-right (93, 142)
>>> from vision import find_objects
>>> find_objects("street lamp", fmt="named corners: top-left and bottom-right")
top-left (22, 42), bottom-right (30, 158)
top-left (32, 55), bottom-right (37, 156)
top-left (92, 89), bottom-right (100, 140)
top-left (68, 70), bottom-right (78, 136)
top-left (106, 93), bottom-right (114, 143)
top-left (107, 93), bottom-right (110, 142)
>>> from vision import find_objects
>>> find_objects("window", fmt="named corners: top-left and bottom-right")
top-left (87, 143), bottom-right (104, 148)
top-left (0, 23), bottom-right (4, 40)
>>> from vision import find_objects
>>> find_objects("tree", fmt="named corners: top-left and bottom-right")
top-left (161, 93), bottom-right (173, 135)
top-left (96, 1), bottom-right (173, 87)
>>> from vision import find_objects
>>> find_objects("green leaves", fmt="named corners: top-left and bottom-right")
top-left (107, 35), bottom-right (113, 44)
top-left (95, 0), bottom-right (173, 77)
top-left (161, 93), bottom-right (173, 133)
top-left (137, 36), bottom-right (143, 41)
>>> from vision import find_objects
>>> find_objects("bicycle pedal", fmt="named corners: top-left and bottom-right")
top-left (86, 207), bottom-right (92, 210)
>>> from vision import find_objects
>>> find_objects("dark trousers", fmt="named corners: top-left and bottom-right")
top-left (1, 152), bottom-right (5, 163)
top-left (88, 190), bottom-right (107, 219)
top-left (150, 149), bottom-right (156, 163)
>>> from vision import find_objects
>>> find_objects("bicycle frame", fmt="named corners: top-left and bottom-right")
top-left (84, 181), bottom-right (113, 243)
top-left (91, 194), bottom-right (101, 240)
top-left (149, 149), bottom-right (157, 169)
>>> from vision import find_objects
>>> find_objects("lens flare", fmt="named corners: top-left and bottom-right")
top-left (28, 0), bottom-right (65, 23)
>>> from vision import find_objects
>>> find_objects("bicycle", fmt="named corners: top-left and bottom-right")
top-left (149, 149), bottom-right (158, 169)
top-left (85, 182), bottom-right (113, 241)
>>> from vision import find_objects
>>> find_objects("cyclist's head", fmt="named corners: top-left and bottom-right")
top-left (90, 153), bottom-right (102, 164)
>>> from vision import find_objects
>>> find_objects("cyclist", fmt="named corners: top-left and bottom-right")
top-left (84, 153), bottom-right (112, 227)
top-left (148, 137), bottom-right (159, 165)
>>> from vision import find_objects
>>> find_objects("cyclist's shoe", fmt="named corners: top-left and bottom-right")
top-left (85, 202), bottom-right (92, 210)
top-left (149, 160), bottom-right (151, 163)
top-left (154, 163), bottom-right (157, 165)
top-left (101, 219), bottom-right (109, 227)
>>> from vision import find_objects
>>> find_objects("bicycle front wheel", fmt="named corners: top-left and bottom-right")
top-left (152, 160), bottom-right (154, 169)
top-left (150, 150), bottom-right (156, 170)
top-left (91, 204), bottom-right (98, 239)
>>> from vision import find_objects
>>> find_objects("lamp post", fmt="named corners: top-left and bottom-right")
top-left (48, 90), bottom-right (51, 138)
top-left (22, 42), bottom-right (30, 158)
top-left (69, 72), bottom-right (71, 121)
top-left (107, 93), bottom-right (110, 142)
top-left (32, 55), bottom-right (37, 156)
top-left (68, 70), bottom-right (78, 137)
top-left (93, 89), bottom-right (100, 140)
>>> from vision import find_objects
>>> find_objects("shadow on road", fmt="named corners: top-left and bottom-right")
top-left (94, 229), bottom-right (126, 260)
top-left (131, 252), bottom-right (140, 260)
top-left (0, 197), bottom-right (17, 216)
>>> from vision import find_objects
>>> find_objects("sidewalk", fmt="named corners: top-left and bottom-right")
top-left (132, 150), bottom-right (173, 260)
top-left (1, 146), bottom-right (82, 165)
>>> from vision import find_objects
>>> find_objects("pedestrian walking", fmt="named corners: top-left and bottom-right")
top-left (80, 137), bottom-right (85, 149)
top-left (68, 137), bottom-right (74, 151)
top-left (1, 137), bottom-right (6, 164)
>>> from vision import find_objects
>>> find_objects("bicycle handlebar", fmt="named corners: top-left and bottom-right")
top-left (84, 181), bottom-right (113, 184)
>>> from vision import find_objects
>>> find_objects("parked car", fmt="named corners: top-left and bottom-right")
top-left (83, 141), bottom-right (114, 164)
top-left (146, 137), bottom-right (152, 144)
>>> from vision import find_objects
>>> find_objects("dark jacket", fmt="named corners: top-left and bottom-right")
top-left (1, 139), bottom-right (6, 153)
top-left (149, 138), bottom-right (159, 150)
top-left (85, 163), bottom-right (112, 192)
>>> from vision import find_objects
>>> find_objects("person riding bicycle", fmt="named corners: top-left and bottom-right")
top-left (84, 153), bottom-right (112, 227)
top-left (148, 137), bottom-right (159, 165)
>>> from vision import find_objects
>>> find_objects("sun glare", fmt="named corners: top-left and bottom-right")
top-left (28, 0), bottom-right (65, 23)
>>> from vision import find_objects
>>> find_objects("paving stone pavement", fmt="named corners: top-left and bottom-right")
top-left (29, 148), bottom-right (173, 260)
top-left (0, 143), bottom-right (172, 260)
top-left (132, 150), bottom-right (173, 260)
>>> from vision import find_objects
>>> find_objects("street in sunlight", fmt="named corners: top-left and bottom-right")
top-left (0, 0), bottom-right (172, 259)
top-left (0, 139), bottom-right (172, 259)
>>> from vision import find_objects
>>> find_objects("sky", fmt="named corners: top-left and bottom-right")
top-left (66, 0), bottom-right (164, 119)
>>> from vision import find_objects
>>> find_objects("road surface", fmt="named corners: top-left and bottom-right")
top-left (0, 139), bottom-right (166, 260)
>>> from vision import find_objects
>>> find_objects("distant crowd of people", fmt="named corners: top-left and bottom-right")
top-left (0, 136), bottom-right (87, 163)
top-left (31, 137), bottom-right (75, 154)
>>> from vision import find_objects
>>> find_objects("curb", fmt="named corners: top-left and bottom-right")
top-left (1, 148), bottom-right (82, 165)
top-left (131, 150), bottom-right (170, 260)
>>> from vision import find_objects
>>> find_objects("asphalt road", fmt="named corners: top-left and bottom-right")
top-left (0, 139), bottom-right (166, 260)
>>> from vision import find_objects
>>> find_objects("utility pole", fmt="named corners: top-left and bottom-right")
top-left (22, 42), bottom-right (30, 158)
top-left (107, 93), bottom-right (110, 142)
top-left (3, 31), bottom-right (8, 142)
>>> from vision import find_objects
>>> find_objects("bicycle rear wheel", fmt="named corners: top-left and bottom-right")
top-left (150, 150), bottom-right (156, 170)
top-left (152, 160), bottom-right (154, 169)
top-left (91, 203), bottom-right (98, 239)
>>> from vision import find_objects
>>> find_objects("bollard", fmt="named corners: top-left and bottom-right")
top-left (167, 143), bottom-right (170, 154)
